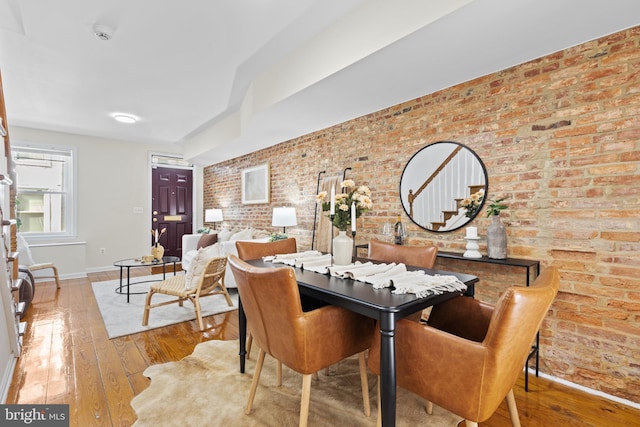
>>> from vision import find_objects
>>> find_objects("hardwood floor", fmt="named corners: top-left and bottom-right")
top-left (6, 270), bottom-right (640, 426)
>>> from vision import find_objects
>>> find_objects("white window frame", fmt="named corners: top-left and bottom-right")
top-left (12, 143), bottom-right (77, 241)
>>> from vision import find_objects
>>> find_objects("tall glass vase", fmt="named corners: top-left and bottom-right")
top-left (332, 230), bottom-right (353, 265)
top-left (486, 215), bottom-right (507, 259)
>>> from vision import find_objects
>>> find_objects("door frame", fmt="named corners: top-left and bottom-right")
top-left (147, 152), bottom-right (197, 253)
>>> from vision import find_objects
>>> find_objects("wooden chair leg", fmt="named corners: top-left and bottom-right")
top-left (299, 373), bottom-right (312, 427)
top-left (193, 297), bottom-right (204, 331)
top-left (426, 401), bottom-right (433, 415)
top-left (506, 388), bottom-right (521, 427)
top-left (142, 290), bottom-right (154, 326)
top-left (52, 266), bottom-right (61, 289)
top-left (220, 284), bottom-right (233, 306)
top-left (247, 332), bottom-right (253, 359)
top-left (246, 338), bottom-right (282, 385)
top-left (246, 349), bottom-right (266, 414)
top-left (358, 352), bottom-right (370, 417)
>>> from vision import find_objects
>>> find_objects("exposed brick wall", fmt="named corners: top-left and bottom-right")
top-left (204, 26), bottom-right (640, 403)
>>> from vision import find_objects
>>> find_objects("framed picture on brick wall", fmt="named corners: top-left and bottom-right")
top-left (241, 162), bottom-right (270, 204)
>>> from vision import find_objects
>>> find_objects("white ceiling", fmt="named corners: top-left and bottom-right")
top-left (1, 0), bottom-right (639, 166)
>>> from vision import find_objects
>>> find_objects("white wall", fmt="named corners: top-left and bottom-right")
top-left (11, 127), bottom-right (185, 274)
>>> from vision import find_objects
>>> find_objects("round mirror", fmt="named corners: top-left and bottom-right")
top-left (400, 141), bottom-right (488, 232)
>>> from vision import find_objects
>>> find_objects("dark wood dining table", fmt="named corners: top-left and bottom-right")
top-left (239, 258), bottom-right (478, 427)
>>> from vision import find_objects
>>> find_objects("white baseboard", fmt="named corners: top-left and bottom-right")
top-left (33, 272), bottom-right (87, 282)
top-left (35, 262), bottom-right (184, 279)
top-left (85, 265), bottom-right (120, 274)
top-left (60, 272), bottom-right (87, 280)
top-left (0, 355), bottom-right (16, 403)
top-left (527, 367), bottom-right (640, 409)
top-left (85, 262), bottom-right (183, 275)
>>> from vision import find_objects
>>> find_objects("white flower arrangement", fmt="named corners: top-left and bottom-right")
top-left (317, 179), bottom-right (372, 231)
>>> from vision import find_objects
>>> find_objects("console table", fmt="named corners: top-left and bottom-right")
top-left (436, 251), bottom-right (541, 391)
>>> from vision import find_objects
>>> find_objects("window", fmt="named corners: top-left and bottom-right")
top-left (12, 145), bottom-right (76, 238)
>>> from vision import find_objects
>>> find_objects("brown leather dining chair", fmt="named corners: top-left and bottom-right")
top-left (367, 238), bottom-right (438, 269)
top-left (368, 238), bottom-right (438, 323)
top-left (228, 255), bottom-right (374, 427)
top-left (236, 237), bottom-right (298, 262)
top-left (368, 266), bottom-right (560, 427)
top-left (236, 238), bottom-right (297, 364)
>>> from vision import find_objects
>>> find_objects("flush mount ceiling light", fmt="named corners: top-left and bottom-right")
top-left (93, 23), bottom-right (114, 41)
top-left (112, 113), bottom-right (137, 124)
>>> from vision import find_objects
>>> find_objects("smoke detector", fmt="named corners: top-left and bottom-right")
top-left (93, 24), bottom-right (114, 41)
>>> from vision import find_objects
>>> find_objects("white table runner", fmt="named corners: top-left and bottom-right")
top-left (264, 252), bottom-right (467, 298)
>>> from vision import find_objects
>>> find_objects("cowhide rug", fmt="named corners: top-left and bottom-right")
top-left (131, 339), bottom-right (462, 426)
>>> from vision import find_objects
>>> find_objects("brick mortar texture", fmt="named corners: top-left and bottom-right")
top-left (204, 26), bottom-right (640, 403)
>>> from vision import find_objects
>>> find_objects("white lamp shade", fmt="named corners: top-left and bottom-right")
top-left (272, 207), bottom-right (297, 227)
top-left (205, 208), bottom-right (223, 223)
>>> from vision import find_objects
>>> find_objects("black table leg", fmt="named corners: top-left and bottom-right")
top-left (524, 265), bottom-right (541, 392)
top-left (238, 296), bottom-right (247, 373)
top-left (126, 267), bottom-right (131, 303)
top-left (379, 312), bottom-right (397, 427)
top-left (536, 332), bottom-right (540, 377)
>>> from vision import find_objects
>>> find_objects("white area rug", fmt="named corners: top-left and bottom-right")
top-left (91, 274), bottom-right (238, 339)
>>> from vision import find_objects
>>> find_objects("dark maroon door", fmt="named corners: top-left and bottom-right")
top-left (151, 167), bottom-right (193, 258)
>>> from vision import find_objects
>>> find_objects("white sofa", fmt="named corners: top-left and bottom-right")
top-left (181, 230), bottom-right (269, 288)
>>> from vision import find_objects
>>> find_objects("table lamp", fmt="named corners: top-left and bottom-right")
top-left (205, 208), bottom-right (224, 230)
top-left (272, 207), bottom-right (297, 233)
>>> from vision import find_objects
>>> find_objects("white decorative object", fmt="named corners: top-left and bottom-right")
top-left (351, 202), bottom-right (356, 231)
top-left (465, 226), bottom-right (478, 239)
top-left (463, 237), bottom-right (482, 258)
top-left (333, 231), bottom-right (353, 265)
top-left (330, 186), bottom-right (335, 215)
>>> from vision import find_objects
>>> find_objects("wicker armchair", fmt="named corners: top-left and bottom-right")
top-left (142, 256), bottom-right (232, 331)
